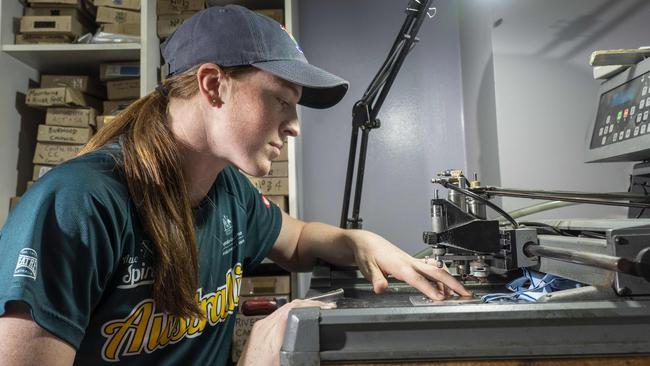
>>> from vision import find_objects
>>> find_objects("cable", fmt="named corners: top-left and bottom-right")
top-left (518, 221), bottom-right (568, 236)
top-left (439, 180), bottom-right (519, 228)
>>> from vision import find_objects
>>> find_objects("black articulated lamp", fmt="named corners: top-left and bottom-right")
top-left (340, 0), bottom-right (437, 229)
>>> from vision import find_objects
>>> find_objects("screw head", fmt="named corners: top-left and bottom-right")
top-left (616, 286), bottom-right (632, 296)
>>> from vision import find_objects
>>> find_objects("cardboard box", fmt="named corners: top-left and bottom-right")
top-left (27, 0), bottom-right (97, 18)
top-left (96, 6), bottom-right (140, 24)
top-left (255, 9), bottom-right (283, 24)
top-left (100, 62), bottom-right (140, 81)
top-left (9, 196), bottom-right (21, 212)
top-left (240, 275), bottom-right (290, 296)
top-left (96, 115), bottom-right (117, 130)
top-left (33, 143), bottom-right (82, 165)
top-left (20, 15), bottom-right (90, 36)
top-left (15, 33), bottom-right (74, 44)
top-left (232, 314), bottom-right (264, 362)
top-left (29, 0), bottom-right (84, 6)
top-left (46, 108), bottom-right (96, 127)
top-left (26, 87), bottom-right (100, 109)
top-left (248, 177), bottom-right (288, 196)
top-left (157, 0), bottom-right (204, 15)
top-left (93, 0), bottom-right (140, 10)
top-left (273, 144), bottom-right (288, 161)
top-left (266, 195), bottom-right (288, 212)
top-left (101, 22), bottom-right (139, 36)
top-left (37, 124), bottom-right (93, 144)
top-left (106, 78), bottom-right (139, 100)
top-left (25, 7), bottom-right (79, 16)
top-left (103, 99), bottom-right (136, 115)
top-left (157, 13), bottom-right (192, 39)
top-left (41, 75), bottom-right (105, 98)
top-left (266, 161), bottom-right (288, 177)
top-left (33, 165), bottom-right (54, 180)
top-left (24, 6), bottom-right (96, 27)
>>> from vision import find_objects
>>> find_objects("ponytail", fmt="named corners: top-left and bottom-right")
top-left (83, 66), bottom-right (203, 318)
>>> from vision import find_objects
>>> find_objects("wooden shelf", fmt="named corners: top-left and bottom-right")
top-left (1, 43), bottom-right (141, 75)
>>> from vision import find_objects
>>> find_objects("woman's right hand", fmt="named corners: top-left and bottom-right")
top-left (237, 299), bottom-right (336, 366)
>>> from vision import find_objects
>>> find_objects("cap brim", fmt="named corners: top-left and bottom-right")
top-left (252, 60), bottom-right (349, 109)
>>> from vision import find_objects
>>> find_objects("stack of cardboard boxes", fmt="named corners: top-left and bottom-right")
top-left (25, 74), bottom-right (103, 187)
top-left (11, 60), bottom-right (141, 212)
top-left (17, 0), bottom-right (97, 44)
top-left (98, 61), bottom-right (140, 129)
top-left (156, 0), bottom-right (205, 39)
top-left (94, 0), bottom-right (141, 37)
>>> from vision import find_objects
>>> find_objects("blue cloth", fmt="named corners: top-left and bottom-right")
top-left (481, 268), bottom-right (583, 303)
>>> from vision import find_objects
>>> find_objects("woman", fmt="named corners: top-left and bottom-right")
top-left (0, 5), bottom-right (470, 365)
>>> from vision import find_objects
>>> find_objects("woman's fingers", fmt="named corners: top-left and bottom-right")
top-left (416, 260), bottom-right (472, 297)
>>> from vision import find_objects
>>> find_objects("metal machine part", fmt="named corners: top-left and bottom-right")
top-left (533, 219), bottom-right (650, 295)
top-left (437, 169), bottom-right (468, 212)
top-left (474, 186), bottom-right (650, 209)
top-left (467, 196), bottom-right (487, 219)
top-left (423, 198), bottom-right (500, 253)
top-left (448, 181), bottom-right (467, 211)
top-left (280, 290), bottom-right (650, 365)
top-left (430, 190), bottom-right (446, 233)
top-left (467, 173), bottom-right (487, 219)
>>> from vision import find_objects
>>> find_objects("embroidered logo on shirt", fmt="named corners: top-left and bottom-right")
top-left (117, 240), bottom-right (154, 289)
top-left (13, 248), bottom-right (38, 280)
top-left (100, 263), bottom-right (243, 362)
top-left (222, 215), bottom-right (233, 236)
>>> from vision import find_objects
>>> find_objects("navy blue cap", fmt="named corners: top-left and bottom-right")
top-left (160, 5), bottom-right (349, 109)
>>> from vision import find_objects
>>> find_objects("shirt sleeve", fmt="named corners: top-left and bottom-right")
top-left (230, 169), bottom-right (283, 271)
top-left (0, 167), bottom-right (123, 349)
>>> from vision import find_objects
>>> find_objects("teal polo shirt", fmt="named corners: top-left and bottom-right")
top-left (0, 143), bottom-right (282, 365)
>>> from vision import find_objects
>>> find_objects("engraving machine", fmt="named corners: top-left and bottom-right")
top-left (425, 169), bottom-right (650, 298)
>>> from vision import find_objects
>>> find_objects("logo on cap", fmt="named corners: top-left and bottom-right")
top-left (281, 25), bottom-right (303, 54)
top-left (14, 248), bottom-right (38, 280)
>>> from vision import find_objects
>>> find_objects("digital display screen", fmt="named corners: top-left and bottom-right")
top-left (611, 88), bottom-right (637, 107)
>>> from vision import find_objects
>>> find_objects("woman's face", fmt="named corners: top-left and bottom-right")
top-left (209, 70), bottom-right (302, 177)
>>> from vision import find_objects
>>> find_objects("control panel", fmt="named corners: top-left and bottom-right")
top-left (586, 57), bottom-right (650, 163)
top-left (590, 72), bottom-right (650, 149)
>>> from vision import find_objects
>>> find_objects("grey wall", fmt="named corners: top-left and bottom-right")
top-left (298, 0), bottom-right (466, 254)
top-left (486, 0), bottom-right (649, 219)
top-left (458, 0), bottom-right (502, 191)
